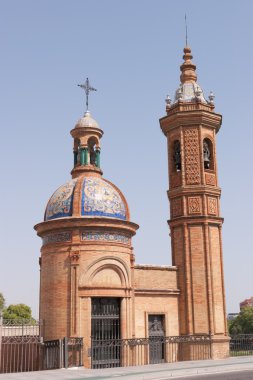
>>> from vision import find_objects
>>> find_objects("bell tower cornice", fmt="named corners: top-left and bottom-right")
top-left (160, 108), bottom-right (222, 135)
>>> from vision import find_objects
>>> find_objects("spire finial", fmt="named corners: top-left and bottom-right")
top-left (185, 14), bottom-right (188, 47)
top-left (78, 78), bottom-right (97, 112)
top-left (180, 46), bottom-right (197, 84)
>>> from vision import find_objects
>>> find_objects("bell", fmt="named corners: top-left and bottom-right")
top-left (204, 157), bottom-right (210, 169)
top-left (203, 140), bottom-right (210, 169)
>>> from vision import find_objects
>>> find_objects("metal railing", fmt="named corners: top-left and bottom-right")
top-left (40, 338), bottom-right (84, 370)
top-left (63, 337), bottom-right (83, 368)
top-left (230, 334), bottom-right (253, 357)
top-left (3, 323), bottom-right (253, 372)
top-left (0, 318), bottom-right (83, 373)
top-left (0, 319), bottom-right (42, 373)
top-left (91, 335), bottom-right (212, 369)
top-left (42, 339), bottom-right (62, 370)
top-left (1, 318), bottom-right (42, 336)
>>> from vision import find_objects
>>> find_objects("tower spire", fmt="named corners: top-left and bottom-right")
top-left (185, 14), bottom-right (188, 47)
top-left (180, 46), bottom-right (197, 84)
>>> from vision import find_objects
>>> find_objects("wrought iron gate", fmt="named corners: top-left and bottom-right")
top-left (91, 297), bottom-right (120, 368)
top-left (0, 319), bottom-right (42, 373)
top-left (43, 337), bottom-right (83, 369)
top-left (148, 315), bottom-right (165, 364)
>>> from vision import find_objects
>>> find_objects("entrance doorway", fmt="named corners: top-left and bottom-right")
top-left (91, 297), bottom-right (120, 368)
top-left (148, 314), bottom-right (165, 364)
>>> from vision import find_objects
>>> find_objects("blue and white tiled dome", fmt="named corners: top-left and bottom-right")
top-left (44, 179), bottom-right (77, 221)
top-left (81, 177), bottom-right (126, 219)
top-left (44, 176), bottom-right (128, 221)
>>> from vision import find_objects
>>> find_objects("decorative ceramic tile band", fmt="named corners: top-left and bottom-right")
top-left (81, 231), bottom-right (130, 245)
top-left (43, 231), bottom-right (72, 245)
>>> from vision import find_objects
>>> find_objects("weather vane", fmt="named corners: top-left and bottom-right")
top-left (78, 78), bottom-right (97, 111)
top-left (185, 14), bottom-right (188, 46)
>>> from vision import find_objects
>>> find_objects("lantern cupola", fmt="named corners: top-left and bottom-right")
top-left (71, 78), bottom-right (103, 179)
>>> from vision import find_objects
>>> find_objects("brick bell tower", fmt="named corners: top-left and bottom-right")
top-left (160, 46), bottom-right (229, 358)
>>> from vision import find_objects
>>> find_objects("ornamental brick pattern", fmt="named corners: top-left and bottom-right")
top-left (205, 172), bottom-right (216, 186)
top-left (188, 196), bottom-right (202, 214)
top-left (207, 197), bottom-right (217, 215)
top-left (184, 129), bottom-right (201, 185)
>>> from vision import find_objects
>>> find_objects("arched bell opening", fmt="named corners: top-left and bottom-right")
top-left (73, 138), bottom-right (81, 166)
top-left (88, 136), bottom-right (100, 168)
top-left (172, 140), bottom-right (181, 172)
top-left (203, 138), bottom-right (214, 170)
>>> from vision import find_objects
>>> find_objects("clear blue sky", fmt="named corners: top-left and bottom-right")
top-left (0, 0), bottom-right (252, 318)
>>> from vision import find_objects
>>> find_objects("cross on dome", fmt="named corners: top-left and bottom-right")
top-left (78, 77), bottom-right (97, 112)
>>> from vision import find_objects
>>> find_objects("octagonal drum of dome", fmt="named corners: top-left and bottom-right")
top-left (81, 177), bottom-right (126, 220)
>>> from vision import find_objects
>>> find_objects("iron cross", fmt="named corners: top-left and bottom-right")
top-left (78, 78), bottom-right (97, 111)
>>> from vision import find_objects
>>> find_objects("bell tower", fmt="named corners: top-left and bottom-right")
top-left (160, 46), bottom-right (229, 358)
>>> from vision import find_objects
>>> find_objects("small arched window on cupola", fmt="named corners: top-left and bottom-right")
top-left (88, 136), bottom-right (100, 168)
top-left (203, 138), bottom-right (214, 170)
top-left (74, 139), bottom-right (81, 166)
top-left (173, 140), bottom-right (181, 171)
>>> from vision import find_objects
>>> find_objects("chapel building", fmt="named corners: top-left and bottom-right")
top-left (34, 46), bottom-right (229, 367)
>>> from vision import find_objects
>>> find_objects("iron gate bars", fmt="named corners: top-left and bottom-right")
top-left (0, 318), bottom-right (83, 373)
top-left (0, 319), bottom-right (42, 374)
top-left (91, 298), bottom-right (121, 367)
top-left (230, 334), bottom-right (253, 357)
top-left (91, 335), bottom-right (212, 369)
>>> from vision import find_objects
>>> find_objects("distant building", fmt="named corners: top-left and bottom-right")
top-left (227, 313), bottom-right (239, 321)
top-left (240, 297), bottom-right (253, 310)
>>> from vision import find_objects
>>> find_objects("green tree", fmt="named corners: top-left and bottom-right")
top-left (0, 293), bottom-right (5, 311)
top-left (229, 307), bottom-right (253, 335)
top-left (2, 303), bottom-right (33, 321)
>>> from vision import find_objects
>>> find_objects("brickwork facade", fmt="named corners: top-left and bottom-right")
top-left (35, 47), bottom-right (230, 366)
top-left (35, 108), bottom-right (181, 368)
top-left (160, 46), bottom-right (229, 358)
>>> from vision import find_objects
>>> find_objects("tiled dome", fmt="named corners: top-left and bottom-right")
top-left (44, 176), bottom-right (127, 221)
top-left (44, 179), bottom-right (77, 221)
top-left (75, 110), bottom-right (99, 129)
